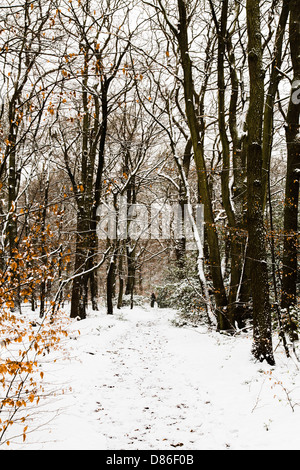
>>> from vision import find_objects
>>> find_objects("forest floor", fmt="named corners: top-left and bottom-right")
top-left (5, 303), bottom-right (300, 450)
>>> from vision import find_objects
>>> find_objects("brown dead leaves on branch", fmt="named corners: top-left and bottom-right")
top-left (0, 305), bottom-right (69, 446)
top-left (0, 214), bottom-right (71, 446)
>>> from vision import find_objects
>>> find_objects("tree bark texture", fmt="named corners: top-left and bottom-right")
top-left (281, 0), bottom-right (300, 338)
top-left (246, 0), bottom-right (275, 365)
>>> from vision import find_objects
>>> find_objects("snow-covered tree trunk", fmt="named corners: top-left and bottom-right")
top-left (175, 155), bottom-right (216, 327)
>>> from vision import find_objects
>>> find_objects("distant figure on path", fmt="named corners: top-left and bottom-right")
top-left (151, 293), bottom-right (156, 308)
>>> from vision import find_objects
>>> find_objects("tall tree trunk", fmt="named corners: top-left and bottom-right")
top-left (125, 246), bottom-right (136, 297)
top-left (88, 80), bottom-right (109, 311)
top-left (70, 48), bottom-right (101, 319)
top-left (246, 0), bottom-right (275, 365)
top-left (39, 167), bottom-right (50, 318)
top-left (117, 242), bottom-right (125, 309)
top-left (175, 181), bottom-right (187, 274)
top-left (211, 0), bottom-right (245, 327)
top-left (7, 106), bottom-right (21, 313)
top-left (107, 249), bottom-right (117, 315)
top-left (262, 0), bottom-right (290, 209)
top-left (226, 7), bottom-right (249, 326)
top-left (70, 212), bottom-right (89, 320)
top-left (281, 0), bottom-right (300, 340)
top-left (176, 0), bottom-right (229, 330)
top-left (125, 169), bottom-right (137, 301)
top-left (175, 138), bottom-right (192, 273)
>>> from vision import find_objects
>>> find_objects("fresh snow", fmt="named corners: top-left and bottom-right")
top-left (5, 304), bottom-right (300, 450)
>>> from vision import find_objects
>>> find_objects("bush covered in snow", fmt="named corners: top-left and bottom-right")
top-left (121, 294), bottom-right (149, 308)
top-left (156, 257), bottom-right (209, 325)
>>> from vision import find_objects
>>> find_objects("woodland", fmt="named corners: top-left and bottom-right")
top-left (0, 0), bottom-right (299, 448)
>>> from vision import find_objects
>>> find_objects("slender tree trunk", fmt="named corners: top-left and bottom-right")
top-left (89, 81), bottom-right (109, 311)
top-left (212, 0), bottom-right (245, 327)
top-left (7, 106), bottom-right (21, 313)
top-left (70, 218), bottom-right (90, 321)
top-left (262, 0), bottom-right (290, 209)
top-left (117, 243), bottom-right (125, 309)
top-left (175, 138), bottom-right (192, 274)
top-left (226, 10), bottom-right (249, 326)
top-left (246, 0), bottom-right (275, 365)
top-left (176, 0), bottom-right (229, 330)
top-left (70, 49), bottom-right (101, 319)
top-left (107, 251), bottom-right (117, 315)
top-left (125, 246), bottom-right (136, 296)
top-left (281, 0), bottom-right (300, 340)
top-left (175, 182), bottom-right (187, 274)
top-left (39, 168), bottom-right (50, 318)
top-left (125, 170), bottom-right (137, 302)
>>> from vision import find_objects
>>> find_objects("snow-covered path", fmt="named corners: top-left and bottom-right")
top-left (10, 305), bottom-right (300, 450)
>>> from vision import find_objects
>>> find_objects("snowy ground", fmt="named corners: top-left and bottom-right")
top-left (4, 304), bottom-right (300, 450)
